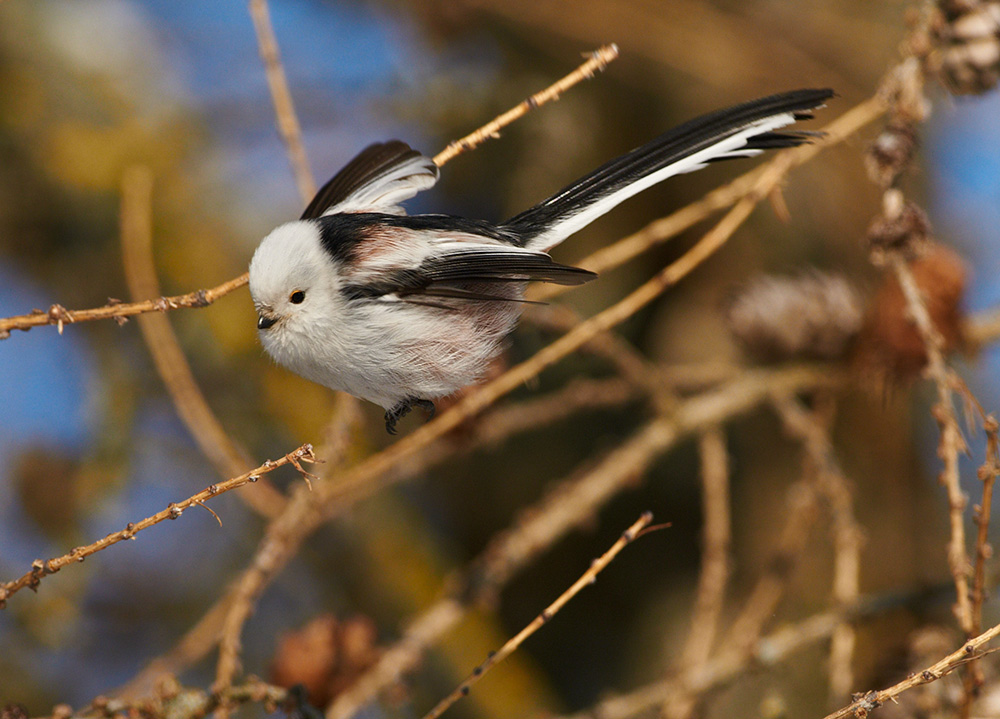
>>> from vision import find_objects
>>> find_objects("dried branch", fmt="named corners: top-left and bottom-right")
top-left (821, 619), bottom-right (1000, 719)
top-left (0, 274), bottom-right (250, 338)
top-left (213, 481), bottom-right (325, 701)
top-left (891, 254), bottom-right (974, 635)
top-left (432, 44), bottom-right (619, 166)
top-left (684, 429), bottom-right (732, 665)
top-left (525, 305), bottom-right (663, 393)
top-left (49, 677), bottom-right (289, 719)
top-left (326, 363), bottom-right (841, 719)
top-left (119, 166), bottom-right (285, 518)
top-left (724, 480), bottom-right (820, 651)
top-left (248, 0), bottom-right (315, 203)
top-left (664, 428), bottom-right (731, 719)
top-left (972, 414), bottom-right (999, 635)
top-left (772, 392), bottom-right (864, 704)
top-left (420, 512), bottom-right (655, 719)
top-left (561, 605), bottom-right (870, 719)
top-left (0, 444), bottom-right (314, 608)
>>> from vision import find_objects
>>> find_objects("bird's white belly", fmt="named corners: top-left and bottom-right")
top-left (262, 301), bottom-right (519, 408)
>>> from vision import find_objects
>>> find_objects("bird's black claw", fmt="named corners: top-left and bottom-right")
top-left (384, 403), bottom-right (410, 435)
top-left (414, 399), bottom-right (436, 419)
top-left (384, 398), bottom-right (435, 434)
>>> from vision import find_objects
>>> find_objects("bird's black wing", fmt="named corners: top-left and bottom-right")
top-left (301, 141), bottom-right (439, 220)
top-left (343, 248), bottom-right (595, 304)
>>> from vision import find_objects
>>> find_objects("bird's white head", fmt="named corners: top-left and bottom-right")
top-left (248, 220), bottom-right (344, 369)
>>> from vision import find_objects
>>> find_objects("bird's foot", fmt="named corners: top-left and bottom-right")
top-left (384, 398), bottom-right (436, 434)
top-left (413, 399), bottom-right (436, 419)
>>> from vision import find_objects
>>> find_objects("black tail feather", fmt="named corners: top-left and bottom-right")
top-left (502, 88), bottom-right (833, 249)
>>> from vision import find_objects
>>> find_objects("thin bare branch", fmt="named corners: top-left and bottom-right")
top-left (724, 480), bottom-right (820, 651)
top-left (891, 254), bottom-right (974, 635)
top-left (0, 444), bottom-right (314, 608)
top-left (664, 428), bottom-right (731, 719)
top-left (248, 0), bottom-right (315, 203)
top-left (822, 620), bottom-right (1000, 719)
top-left (49, 677), bottom-right (289, 719)
top-left (0, 273), bottom-right (250, 338)
top-left (213, 481), bottom-right (324, 698)
top-left (561, 607), bottom-right (855, 719)
top-left (119, 166), bottom-right (285, 518)
top-left (432, 44), bottom-right (619, 166)
top-left (972, 414), bottom-right (999, 634)
top-left (772, 393), bottom-right (864, 704)
top-left (326, 363), bottom-right (842, 719)
top-left (420, 512), bottom-right (655, 719)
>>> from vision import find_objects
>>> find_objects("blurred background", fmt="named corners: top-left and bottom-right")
top-left (2, 1), bottom-right (1000, 718)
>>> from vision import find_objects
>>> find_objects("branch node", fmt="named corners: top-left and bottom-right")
top-left (192, 289), bottom-right (210, 308)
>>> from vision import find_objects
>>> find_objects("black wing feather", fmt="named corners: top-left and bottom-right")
top-left (343, 250), bottom-right (595, 304)
top-left (301, 141), bottom-right (432, 220)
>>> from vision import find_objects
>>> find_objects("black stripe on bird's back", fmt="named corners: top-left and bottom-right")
top-left (341, 248), bottom-right (595, 302)
top-left (316, 212), bottom-right (524, 265)
top-left (502, 88), bottom-right (833, 242)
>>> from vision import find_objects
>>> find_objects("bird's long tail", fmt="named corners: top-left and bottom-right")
top-left (502, 88), bottom-right (833, 252)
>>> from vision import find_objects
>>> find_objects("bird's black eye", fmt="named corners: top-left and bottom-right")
top-left (289, 290), bottom-right (306, 304)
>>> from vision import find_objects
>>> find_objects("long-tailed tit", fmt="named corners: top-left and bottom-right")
top-left (249, 88), bottom-right (832, 433)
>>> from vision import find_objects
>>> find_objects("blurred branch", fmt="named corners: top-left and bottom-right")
top-left (212, 480), bottom-right (324, 701)
top-left (562, 602), bottom-right (880, 719)
top-left (525, 304), bottom-right (666, 397)
top-left (664, 428), bottom-right (731, 719)
top-left (248, 0), bottom-right (315, 203)
top-left (122, 401), bottom-right (367, 701)
top-left (119, 166), bottom-right (285, 518)
top-left (441, 0), bottom-right (860, 96)
top-left (965, 307), bottom-right (1000, 348)
top-left (49, 677), bottom-right (289, 719)
top-left (0, 444), bottom-right (314, 609)
top-left (723, 480), bottom-right (820, 651)
top-left (433, 43), bottom-right (619, 166)
top-left (420, 512), bottom-right (655, 719)
top-left (772, 393), bottom-right (864, 704)
top-left (326, 363), bottom-right (841, 719)
top-left (972, 414), bottom-right (999, 639)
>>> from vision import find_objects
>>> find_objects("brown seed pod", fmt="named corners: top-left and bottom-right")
top-left (854, 244), bottom-right (967, 382)
top-left (270, 614), bottom-right (380, 706)
top-left (933, 1), bottom-right (1000, 94)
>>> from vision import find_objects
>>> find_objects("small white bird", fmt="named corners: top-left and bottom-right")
top-left (249, 89), bottom-right (832, 433)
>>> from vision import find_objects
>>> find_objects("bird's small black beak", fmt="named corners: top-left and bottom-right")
top-left (257, 314), bottom-right (278, 330)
